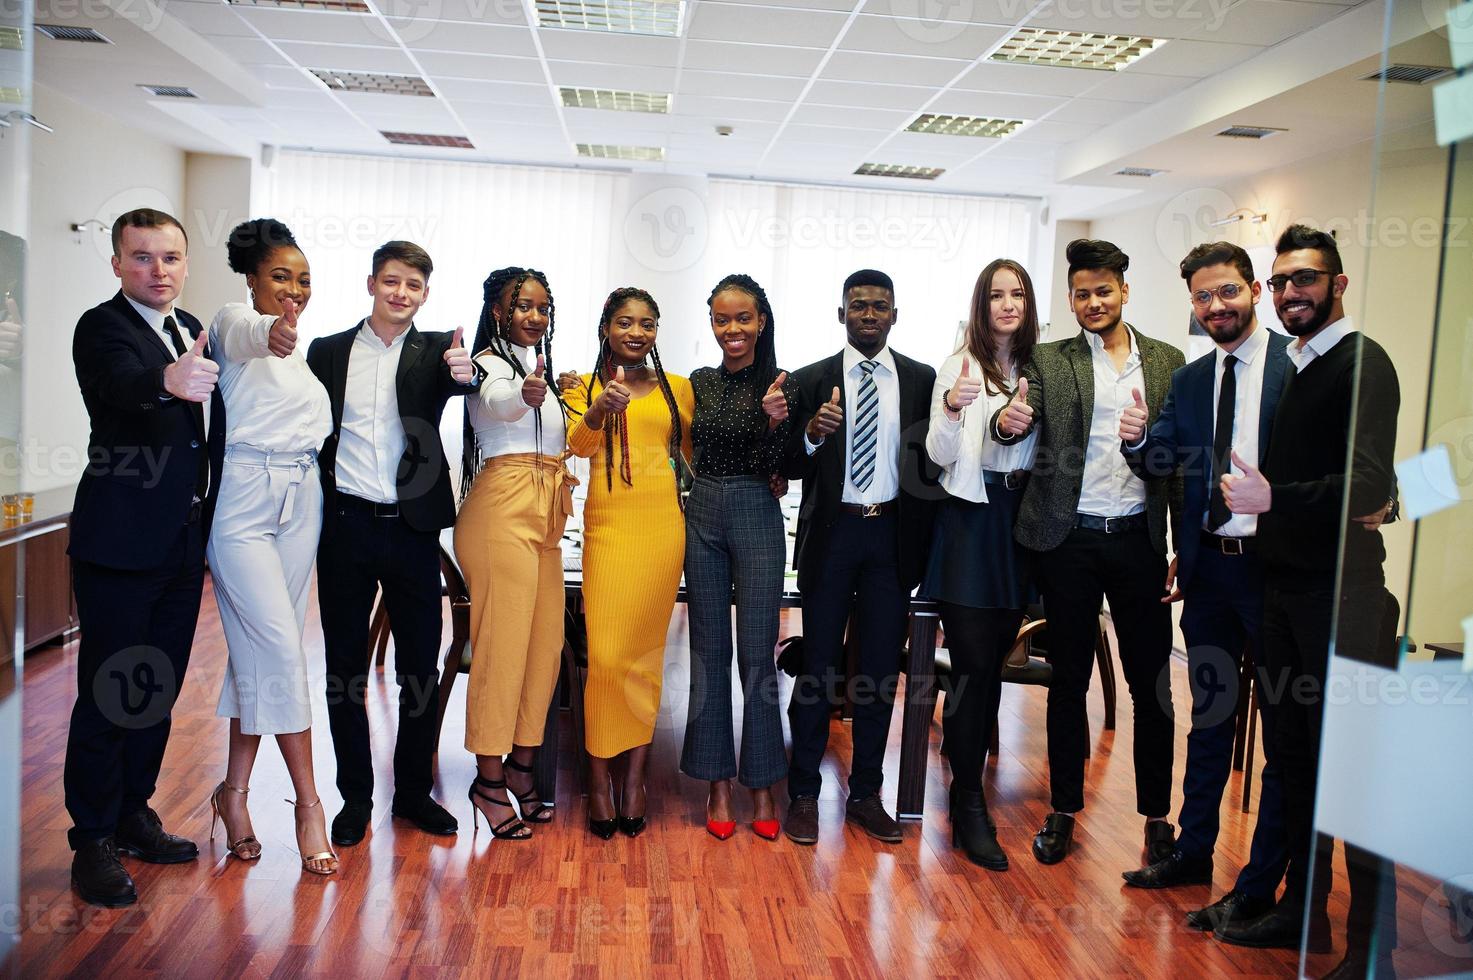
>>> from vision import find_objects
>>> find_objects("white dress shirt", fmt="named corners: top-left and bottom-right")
top-left (805, 344), bottom-right (900, 505)
top-left (1288, 315), bottom-right (1354, 373)
top-left (469, 345), bottom-right (567, 458)
top-left (926, 350), bottom-right (1037, 504)
top-left (1208, 322), bottom-right (1270, 538)
top-left (335, 319), bottom-right (409, 504)
top-left (1078, 326), bottom-right (1147, 518)
top-left (209, 303), bottom-right (332, 454)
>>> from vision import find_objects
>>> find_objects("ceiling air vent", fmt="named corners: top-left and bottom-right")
top-left (854, 163), bottom-right (945, 180)
top-left (576, 143), bottom-right (665, 161)
top-left (1115, 167), bottom-right (1166, 177)
top-left (227, 0), bottom-right (373, 11)
top-left (1362, 64), bottom-right (1454, 85)
top-left (1216, 125), bottom-right (1286, 139)
top-left (537, 0), bottom-right (684, 37)
top-left (35, 24), bottom-right (112, 43)
top-left (906, 114), bottom-right (1023, 138)
top-left (992, 28), bottom-right (1164, 71)
top-left (382, 131), bottom-right (474, 148)
top-left (312, 69), bottom-right (434, 96)
top-left (559, 88), bottom-right (671, 113)
top-left (139, 85), bottom-right (198, 99)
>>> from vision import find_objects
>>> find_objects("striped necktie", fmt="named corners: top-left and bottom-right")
top-left (850, 359), bottom-right (879, 491)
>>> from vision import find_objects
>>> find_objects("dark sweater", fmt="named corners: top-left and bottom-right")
top-left (1258, 330), bottom-right (1399, 589)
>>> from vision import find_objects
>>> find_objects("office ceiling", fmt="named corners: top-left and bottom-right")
top-left (26, 0), bottom-right (1455, 216)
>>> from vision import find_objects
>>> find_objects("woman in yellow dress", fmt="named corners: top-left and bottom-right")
top-left (564, 287), bottom-right (694, 839)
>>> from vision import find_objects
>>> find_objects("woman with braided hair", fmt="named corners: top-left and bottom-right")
top-left (562, 287), bottom-right (694, 839)
top-left (681, 274), bottom-right (796, 842)
top-left (455, 265), bottom-right (575, 841)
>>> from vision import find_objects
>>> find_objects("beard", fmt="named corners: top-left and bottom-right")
top-left (1199, 310), bottom-right (1251, 345)
top-left (1277, 291), bottom-right (1335, 337)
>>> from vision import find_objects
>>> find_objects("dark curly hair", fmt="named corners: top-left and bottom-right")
top-left (225, 218), bottom-right (299, 275)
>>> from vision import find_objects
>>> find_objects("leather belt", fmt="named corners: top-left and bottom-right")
top-left (334, 491), bottom-right (401, 518)
top-left (982, 469), bottom-right (1028, 490)
top-left (1075, 512), bottom-right (1146, 533)
top-left (840, 499), bottom-right (898, 518)
top-left (1200, 530), bottom-right (1256, 555)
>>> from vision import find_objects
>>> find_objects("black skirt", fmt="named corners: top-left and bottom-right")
top-left (919, 487), bottom-right (1032, 610)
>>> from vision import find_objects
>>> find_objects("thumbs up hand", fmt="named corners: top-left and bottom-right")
top-left (761, 370), bottom-right (790, 427)
top-left (997, 376), bottom-right (1034, 436)
top-left (444, 326), bottom-right (475, 384)
top-left (1220, 449), bottom-right (1271, 514)
top-left (1118, 387), bottom-right (1149, 445)
top-left (944, 357), bottom-right (982, 417)
top-left (164, 329), bottom-right (218, 402)
top-left (556, 370), bottom-right (581, 393)
top-left (267, 297), bottom-right (299, 358)
top-left (522, 352), bottom-right (549, 408)
top-left (595, 364), bottom-right (632, 417)
top-left (806, 384), bottom-right (844, 441)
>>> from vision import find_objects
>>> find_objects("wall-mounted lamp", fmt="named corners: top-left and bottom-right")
top-left (1209, 207), bottom-right (1269, 228)
top-left (69, 219), bottom-right (108, 243)
top-left (5, 112), bottom-right (53, 133)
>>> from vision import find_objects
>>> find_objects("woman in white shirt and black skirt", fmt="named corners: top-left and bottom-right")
top-left (921, 258), bottom-right (1041, 872)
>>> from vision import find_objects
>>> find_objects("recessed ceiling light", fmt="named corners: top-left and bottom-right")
top-left (311, 69), bottom-right (434, 97)
top-left (576, 143), bottom-right (666, 161)
top-left (0, 88), bottom-right (21, 105)
top-left (227, 0), bottom-right (372, 11)
top-left (35, 24), bottom-right (112, 43)
top-left (1362, 64), bottom-right (1454, 85)
top-left (0, 27), bottom-right (24, 51)
top-left (382, 131), bottom-right (474, 148)
top-left (559, 87), bottom-right (671, 114)
top-left (537, 0), bottom-right (685, 37)
top-left (1114, 166), bottom-right (1166, 177)
top-left (1216, 125), bottom-right (1287, 139)
top-left (906, 114), bottom-right (1023, 139)
top-left (138, 85), bottom-right (198, 99)
top-left (854, 163), bottom-right (945, 180)
top-left (992, 28), bottom-right (1164, 71)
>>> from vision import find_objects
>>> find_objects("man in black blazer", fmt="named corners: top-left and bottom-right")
top-left (306, 240), bottom-right (479, 845)
top-left (66, 208), bottom-right (225, 907)
top-left (1118, 242), bottom-right (1291, 927)
top-left (781, 269), bottom-right (937, 846)
top-left (993, 239), bottom-right (1185, 866)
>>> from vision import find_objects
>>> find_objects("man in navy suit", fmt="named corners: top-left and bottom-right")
top-left (66, 208), bottom-right (225, 906)
top-left (1116, 241), bottom-right (1291, 931)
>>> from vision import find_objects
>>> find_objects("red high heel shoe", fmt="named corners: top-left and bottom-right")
top-left (706, 818), bottom-right (736, 840)
top-left (751, 819), bottom-right (780, 841)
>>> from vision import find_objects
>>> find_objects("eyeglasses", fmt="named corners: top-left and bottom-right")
top-left (1190, 282), bottom-right (1246, 307)
top-left (1266, 269), bottom-right (1332, 292)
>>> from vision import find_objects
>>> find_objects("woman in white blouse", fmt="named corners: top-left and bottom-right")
top-left (455, 266), bottom-right (574, 841)
top-left (921, 258), bottom-right (1041, 873)
top-left (206, 219), bottom-right (337, 875)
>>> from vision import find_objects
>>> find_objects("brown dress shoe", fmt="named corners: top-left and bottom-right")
top-left (845, 794), bottom-right (902, 843)
top-left (785, 796), bottom-right (819, 845)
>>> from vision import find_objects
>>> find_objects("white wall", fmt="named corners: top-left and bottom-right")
top-left (182, 152), bottom-right (256, 323)
top-left (22, 84), bottom-right (187, 493)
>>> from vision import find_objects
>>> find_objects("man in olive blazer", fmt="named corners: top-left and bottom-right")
top-left (992, 239), bottom-right (1184, 868)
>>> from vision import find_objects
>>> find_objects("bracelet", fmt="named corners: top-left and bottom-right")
top-left (943, 389), bottom-right (961, 413)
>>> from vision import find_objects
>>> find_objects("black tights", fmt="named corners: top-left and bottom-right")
top-left (939, 602), bottom-right (1025, 792)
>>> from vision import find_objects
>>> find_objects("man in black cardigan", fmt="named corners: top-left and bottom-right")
top-left (1214, 225), bottom-right (1400, 968)
top-left (781, 269), bottom-right (937, 845)
top-left (307, 240), bottom-right (479, 846)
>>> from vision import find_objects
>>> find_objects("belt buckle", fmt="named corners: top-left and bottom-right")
top-left (1103, 516), bottom-right (1120, 534)
top-left (1222, 536), bottom-right (1243, 556)
top-left (1004, 471), bottom-right (1021, 491)
top-left (861, 503), bottom-right (881, 518)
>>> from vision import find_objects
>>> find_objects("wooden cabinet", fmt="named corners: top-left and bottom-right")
top-left (0, 487), bottom-right (77, 663)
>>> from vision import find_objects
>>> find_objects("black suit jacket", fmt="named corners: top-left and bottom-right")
top-left (69, 291), bottom-right (226, 570)
top-left (307, 322), bottom-right (480, 533)
top-left (783, 348), bottom-right (940, 593)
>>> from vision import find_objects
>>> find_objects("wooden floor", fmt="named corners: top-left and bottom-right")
top-left (13, 575), bottom-right (1446, 978)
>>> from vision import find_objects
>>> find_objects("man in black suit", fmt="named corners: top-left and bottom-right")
top-left (1118, 242), bottom-right (1291, 926)
top-left (66, 208), bottom-right (225, 907)
top-left (307, 240), bottom-right (478, 846)
top-left (781, 269), bottom-right (936, 846)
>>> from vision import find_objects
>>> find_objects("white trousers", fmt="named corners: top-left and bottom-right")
top-left (207, 446), bottom-right (322, 736)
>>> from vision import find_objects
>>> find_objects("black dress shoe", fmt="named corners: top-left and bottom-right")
top-left (951, 787), bottom-right (1008, 871)
top-left (1123, 851), bottom-right (1213, 889)
top-left (1215, 904), bottom-right (1334, 952)
top-left (332, 801), bottom-right (372, 846)
top-left (72, 838), bottom-right (137, 908)
top-left (1032, 812), bottom-right (1074, 865)
top-left (114, 807), bottom-right (199, 864)
top-left (392, 795), bottom-right (459, 836)
top-left (617, 814), bottom-right (647, 838)
top-left (1144, 821), bottom-right (1176, 865)
top-left (1186, 890), bottom-right (1275, 932)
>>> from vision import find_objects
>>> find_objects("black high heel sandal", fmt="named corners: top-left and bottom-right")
top-left (503, 756), bottom-right (553, 824)
top-left (468, 775), bottom-right (532, 840)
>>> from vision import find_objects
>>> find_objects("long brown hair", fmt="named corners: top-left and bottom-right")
top-left (961, 258), bottom-right (1039, 397)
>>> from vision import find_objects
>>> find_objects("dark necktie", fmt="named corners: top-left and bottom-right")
top-left (163, 315), bottom-right (209, 499)
top-left (1207, 353), bottom-right (1238, 531)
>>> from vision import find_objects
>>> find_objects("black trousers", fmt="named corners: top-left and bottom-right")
top-left (788, 511), bottom-right (908, 802)
top-left (1033, 525), bottom-right (1174, 817)
top-left (317, 502), bottom-right (444, 804)
top-left (65, 522), bottom-right (205, 848)
top-left (938, 602), bottom-right (1024, 793)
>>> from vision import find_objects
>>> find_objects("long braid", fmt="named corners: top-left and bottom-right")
top-left (648, 342), bottom-right (686, 510)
